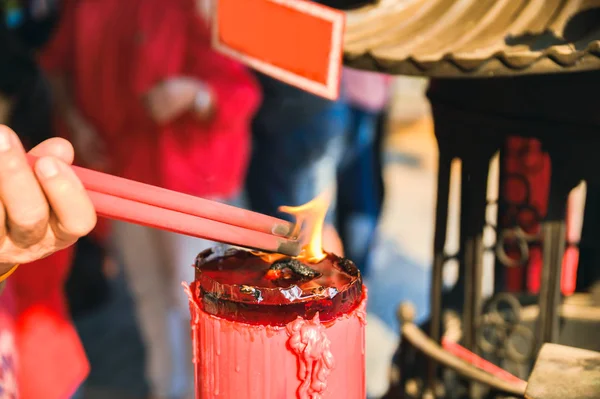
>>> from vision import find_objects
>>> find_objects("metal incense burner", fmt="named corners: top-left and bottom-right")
top-left (321, 0), bottom-right (600, 398)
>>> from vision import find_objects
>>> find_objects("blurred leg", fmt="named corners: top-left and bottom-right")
top-left (160, 196), bottom-right (243, 398)
top-left (337, 106), bottom-right (381, 273)
top-left (112, 221), bottom-right (172, 398)
top-left (374, 106), bottom-right (388, 210)
top-left (159, 231), bottom-right (215, 399)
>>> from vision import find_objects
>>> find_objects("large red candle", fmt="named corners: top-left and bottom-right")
top-left (185, 247), bottom-right (366, 399)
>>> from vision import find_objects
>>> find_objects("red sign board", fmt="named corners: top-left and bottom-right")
top-left (212, 0), bottom-right (345, 100)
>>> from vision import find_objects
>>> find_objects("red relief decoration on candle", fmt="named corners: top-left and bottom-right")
top-left (286, 314), bottom-right (334, 399)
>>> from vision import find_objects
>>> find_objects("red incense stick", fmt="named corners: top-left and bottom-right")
top-left (26, 155), bottom-right (300, 255)
top-left (26, 155), bottom-right (294, 237)
top-left (441, 338), bottom-right (526, 385)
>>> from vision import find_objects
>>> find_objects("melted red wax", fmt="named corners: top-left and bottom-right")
top-left (185, 282), bottom-right (368, 399)
top-left (193, 249), bottom-right (363, 326)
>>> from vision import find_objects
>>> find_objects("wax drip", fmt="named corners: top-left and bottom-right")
top-left (183, 282), bottom-right (202, 366)
top-left (286, 314), bottom-right (334, 399)
top-left (355, 287), bottom-right (368, 326)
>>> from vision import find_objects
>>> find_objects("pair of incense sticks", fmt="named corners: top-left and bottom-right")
top-left (26, 155), bottom-right (301, 256)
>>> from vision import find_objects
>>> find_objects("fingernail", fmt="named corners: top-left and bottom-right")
top-left (0, 129), bottom-right (12, 152)
top-left (36, 157), bottom-right (59, 178)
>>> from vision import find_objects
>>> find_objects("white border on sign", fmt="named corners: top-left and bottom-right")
top-left (212, 0), bottom-right (345, 100)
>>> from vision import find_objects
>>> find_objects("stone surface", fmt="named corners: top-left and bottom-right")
top-left (526, 344), bottom-right (600, 399)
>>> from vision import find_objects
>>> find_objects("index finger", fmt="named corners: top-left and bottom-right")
top-left (35, 157), bottom-right (96, 243)
top-left (29, 137), bottom-right (75, 165)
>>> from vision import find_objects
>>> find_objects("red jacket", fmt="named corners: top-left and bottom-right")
top-left (9, 248), bottom-right (88, 399)
top-left (41, 0), bottom-right (261, 198)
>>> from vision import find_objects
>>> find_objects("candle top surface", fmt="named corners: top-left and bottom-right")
top-left (193, 247), bottom-right (363, 325)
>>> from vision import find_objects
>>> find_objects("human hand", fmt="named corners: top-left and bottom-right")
top-left (67, 114), bottom-right (110, 171)
top-left (0, 126), bottom-right (97, 275)
top-left (195, 0), bottom-right (213, 22)
top-left (145, 77), bottom-right (214, 124)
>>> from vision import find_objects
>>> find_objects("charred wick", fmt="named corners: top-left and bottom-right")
top-left (338, 257), bottom-right (360, 277)
top-left (269, 257), bottom-right (321, 280)
top-left (195, 248), bottom-right (214, 266)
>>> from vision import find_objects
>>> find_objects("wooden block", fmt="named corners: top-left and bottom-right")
top-left (213, 0), bottom-right (345, 100)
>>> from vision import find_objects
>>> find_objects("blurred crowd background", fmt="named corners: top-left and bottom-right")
top-left (1, 1), bottom-right (441, 398)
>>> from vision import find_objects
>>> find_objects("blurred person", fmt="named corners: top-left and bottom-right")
top-left (0, 7), bottom-right (92, 399)
top-left (337, 68), bottom-right (392, 274)
top-left (245, 74), bottom-right (348, 225)
top-left (41, 0), bottom-right (261, 397)
top-left (0, 127), bottom-right (96, 399)
top-left (2, 2), bottom-right (111, 389)
top-left (243, 2), bottom-right (351, 222)
top-left (246, 64), bottom-right (391, 277)
top-left (3, 0), bottom-right (114, 324)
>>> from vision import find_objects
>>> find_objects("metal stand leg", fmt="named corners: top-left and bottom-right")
top-left (427, 148), bottom-right (453, 395)
top-left (537, 146), bottom-right (579, 350)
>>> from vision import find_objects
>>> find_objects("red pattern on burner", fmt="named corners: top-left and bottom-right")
top-left (287, 315), bottom-right (334, 399)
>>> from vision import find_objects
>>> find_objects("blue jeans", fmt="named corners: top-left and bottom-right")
top-left (336, 105), bottom-right (383, 274)
top-left (246, 96), bottom-right (349, 224)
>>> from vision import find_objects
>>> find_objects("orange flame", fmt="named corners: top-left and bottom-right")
top-left (253, 191), bottom-right (332, 264)
top-left (256, 252), bottom-right (286, 263)
top-left (279, 190), bottom-right (332, 263)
